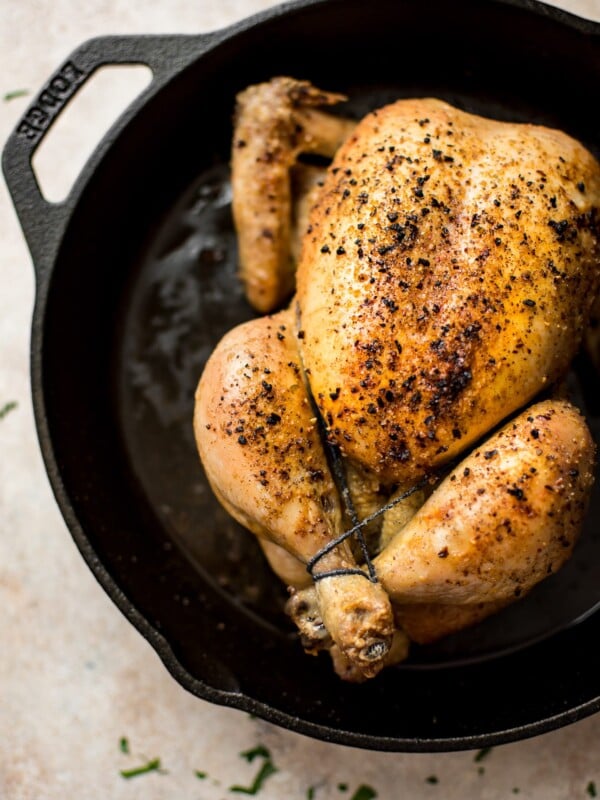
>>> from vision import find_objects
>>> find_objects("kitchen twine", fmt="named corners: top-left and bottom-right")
top-left (304, 392), bottom-right (430, 582)
top-left (296, 301), bottom-right (432, 583)
top-left (307, 473), bottom-right (430, 581)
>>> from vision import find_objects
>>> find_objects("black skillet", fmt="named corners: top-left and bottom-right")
top-left (3, 0), bottom-right (600, 752)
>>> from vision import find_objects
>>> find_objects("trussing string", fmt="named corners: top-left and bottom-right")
top-left (306, 478), bottom-right (430, 581)
top-left (313, 421), bottom-right (378, 582)
top-left (294, 301), bottom-right (429, 584)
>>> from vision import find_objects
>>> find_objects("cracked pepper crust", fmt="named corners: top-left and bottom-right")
top-left (297, 98), bottom-right (600, 485)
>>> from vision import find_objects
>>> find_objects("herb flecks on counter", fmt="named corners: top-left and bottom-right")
top-left (195, 770), bottom-right (207, 779)
top-left (587, 782), bottom-right (597, 798)
top-left (426, 775), bottom-right (439, 784)
top-left (0, 401), bottom-right (18, 420)
top-left (350, 786), bottom-right (377, 800)
top-left (3, 89), bottom-right (29, 101)
top-left (120, 758), bottom-right (164, 779)
top-left (240, 744), bottom-right (271, 762)
top-left (230, 761), bottom-right (277, 795)
top-left (474, 747), bottom-right (493, 763)
top-left (119, 737), bottom-right (130, 754)
top-left (230, 744), bottom-right (278, 795)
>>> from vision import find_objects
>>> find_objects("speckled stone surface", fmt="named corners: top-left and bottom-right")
top-left (1, 1), bottom-right (600, 798)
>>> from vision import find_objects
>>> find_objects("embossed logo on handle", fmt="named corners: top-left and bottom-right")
top-left (17, 61), bottom-right (86, 144)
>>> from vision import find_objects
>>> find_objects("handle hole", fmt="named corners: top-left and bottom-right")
top-left (31, 64), bottom-right (152, 203)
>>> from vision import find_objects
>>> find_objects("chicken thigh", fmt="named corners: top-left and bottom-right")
top-left (194, 80), bottom-right (600, 680)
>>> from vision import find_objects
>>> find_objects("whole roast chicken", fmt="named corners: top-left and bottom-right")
top-left (194, 78), bottom-right (600, 681)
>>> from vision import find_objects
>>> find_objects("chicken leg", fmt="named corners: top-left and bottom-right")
top-left (194, 306), bottom-right (394, 675)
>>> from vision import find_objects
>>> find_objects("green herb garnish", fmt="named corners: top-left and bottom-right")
top-left (350, 786), bottom-right (377, 800)
top-left (3, 89), bottom-right (29, 102)
top-left (338, 783), bottom-right (348, 791)
top-left (307, 787), bottom-right (316, 799)
top-left (474, 747), bottom-right (493, 763)
top-left (587, 782), bottom-right (597, 798)
top-left (195, 770), bottom-right (207, 779)
top-left (240, 744), bottom-right (271, 762)
top-left (230, 759), bottom-right (278, 794)
top-left (120, 758), bottom-right (162, 779)
top-left (0, 401), bottom-right (17, 420)
top-left (119, 737), bottom-right (129, 754)
top-left (426, 775), bottom-right (439, 784)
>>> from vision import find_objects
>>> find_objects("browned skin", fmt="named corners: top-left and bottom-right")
top-left (232, 78), bottom-right (355, 312)
top-left (195, 86), bottom-right (600, 680)
top-left (282, 399), bottom-right (594, 652)
top-left (393, 601), bottom-right (510, 645)
top-left (376, 399), bottom-right (595, 631)
top-left (195, 307), bottom-right (394, 675)
top-left (291, 164), bottom-right (328, 265)
top-left (297, 98), bottom-right (600, 485)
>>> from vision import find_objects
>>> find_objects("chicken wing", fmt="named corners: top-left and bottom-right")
top-left (232, 77), bottom-right (355, 312)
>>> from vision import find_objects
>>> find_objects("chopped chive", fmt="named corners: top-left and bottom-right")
top-left (240, 744), bottom-right (271, 763)
top-left (351, 786), bottom-right (377, 800)
top-left (307, 787), bottom-right (316, 800)
top-left (338, 784), bottom-right (348, 791)
top-left (0, 401), bottom-right (17, 420)
top-left (3, 89), bottom-right (29, 101)
top-left (119, 737), bottom-right (129, 754)
top-left (195, 770), bottom-right (207, 779)
top-left (474, 747), bottom-right (493, 762)
top-left (230, 759), bottom-right (278, 794)
top-left (587, 782), bottom-right (597, 798)
top-left (426, 775), bottom-right (439, 784)
top-left (120, 758), bottom-right (162, 779)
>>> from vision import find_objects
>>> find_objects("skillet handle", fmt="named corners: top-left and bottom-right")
top-left (2, 34), bottom-right (214, 275)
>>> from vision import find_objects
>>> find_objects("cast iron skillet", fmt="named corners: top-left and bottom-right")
top-left (3, 0), bottom-right (600, 752)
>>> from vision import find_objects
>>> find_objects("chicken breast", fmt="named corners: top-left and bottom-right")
top-left (297, 98), bottom-right (600, 485)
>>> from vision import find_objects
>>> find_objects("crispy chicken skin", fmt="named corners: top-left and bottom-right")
top-left (297, 98), bottom-right (600, 485)
top-left (284, 400), bottom-right (594, 649)
top-left (195, 307), bottom-right (395, 675)
top-left (194, 81), bottom-right (600, 680)
top-left (232, 77), bottom-right (355, 312)
top-left (375, 400), bottom-right (595, 605)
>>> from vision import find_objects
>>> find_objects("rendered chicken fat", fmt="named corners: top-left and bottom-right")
top-left (194, 79), bottom-right (600, 681)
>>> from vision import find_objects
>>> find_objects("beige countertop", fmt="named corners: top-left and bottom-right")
top-left (1, 1), bottom-right (600, 798)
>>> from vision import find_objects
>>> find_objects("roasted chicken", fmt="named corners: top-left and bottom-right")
top-left (194, 78), bottom-right (600, 680)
